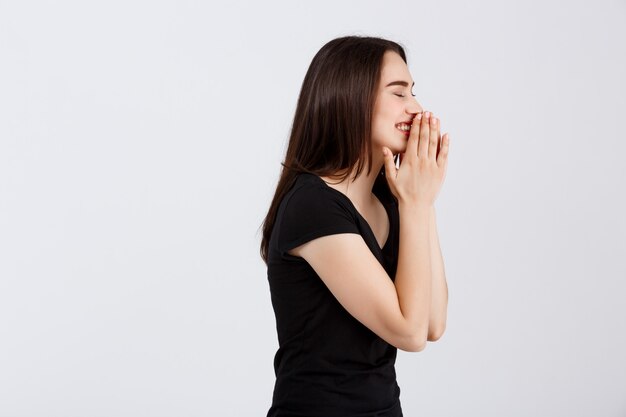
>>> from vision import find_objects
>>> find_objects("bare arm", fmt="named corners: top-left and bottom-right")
top-left (293, 200), bottom-right (434, 352)
top-left (394, 202), bottom-right (432, 351)
top-left (427, 205), bottom-right (448, 341)
top-left (292, 202), bottom-right (440, 352)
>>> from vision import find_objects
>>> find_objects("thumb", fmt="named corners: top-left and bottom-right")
top-left (382, 147), bottom-right (396, 180)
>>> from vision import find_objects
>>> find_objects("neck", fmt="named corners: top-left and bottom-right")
top-left (320, 153), bottom-right (386, 211)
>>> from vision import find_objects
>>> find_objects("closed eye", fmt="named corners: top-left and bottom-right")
top-left (394, 93), bottom-right (417, 98)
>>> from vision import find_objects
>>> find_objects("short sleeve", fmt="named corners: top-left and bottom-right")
top-left (276, 184), bottom-right (360, 258)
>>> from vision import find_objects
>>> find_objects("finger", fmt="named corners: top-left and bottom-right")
top-left (405, 112), bottom-right (421, 162)
top-left (428, 115), bottom-right (439, 160)
top-left (418, 111), bottom-right (431, 158)
top-left (436, 133), bottom-right (450, 168)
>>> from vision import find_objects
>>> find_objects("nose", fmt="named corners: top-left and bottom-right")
top-left (406, 98), bottom-right (423, 118)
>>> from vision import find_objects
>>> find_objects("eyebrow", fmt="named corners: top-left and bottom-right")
top-left (385, 80), bottom-right (415, 88)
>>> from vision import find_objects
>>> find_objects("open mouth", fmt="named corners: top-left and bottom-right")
top-left (395, 123), bottom-right (412, 134)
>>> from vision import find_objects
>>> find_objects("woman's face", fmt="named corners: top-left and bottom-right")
top-left (371, 51), bottom-right (423, 156)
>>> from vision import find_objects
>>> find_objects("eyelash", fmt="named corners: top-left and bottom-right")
top-left (394, 93), bottom-right (416, 98)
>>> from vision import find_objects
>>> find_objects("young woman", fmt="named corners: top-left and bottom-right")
top-left (260, 35), bottom-right (450, 417)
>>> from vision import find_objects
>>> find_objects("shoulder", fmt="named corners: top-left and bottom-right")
top-left (282, 173), bottom-right (354, 215)
top-left (274, 174), bottom-right (360, 259)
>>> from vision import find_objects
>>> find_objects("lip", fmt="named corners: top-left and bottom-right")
top-left (396, 125), bottom-right (411, 135)
top-left (395, 120), bottom-right (414, 135)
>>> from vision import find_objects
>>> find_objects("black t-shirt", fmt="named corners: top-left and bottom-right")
top-left (266, 171), bottom-right (403, 417)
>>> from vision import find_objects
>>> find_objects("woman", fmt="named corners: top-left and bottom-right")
top-left (260, 35), bottom-right (450, 417)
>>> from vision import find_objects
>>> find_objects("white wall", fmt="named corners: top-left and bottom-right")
top-left (1, 0), bottom-right (624, 416)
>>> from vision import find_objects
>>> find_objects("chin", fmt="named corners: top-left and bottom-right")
top-left (393, 138), bottom-right (409, 155)
top-left (375, 133), bottom-right (408, 155)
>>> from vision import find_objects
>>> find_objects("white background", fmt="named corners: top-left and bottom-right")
top-left (1, 0), bottom-right (625, 416)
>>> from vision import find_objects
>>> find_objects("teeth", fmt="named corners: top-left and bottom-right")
top-left (396, 124), bottom-right (411, 131)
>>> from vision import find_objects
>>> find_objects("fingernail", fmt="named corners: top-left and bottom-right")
top-left (417, 113), bottom-right (422, 120)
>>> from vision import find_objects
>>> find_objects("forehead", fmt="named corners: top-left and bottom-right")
top-left (380, 51), bottom-right (412, 83)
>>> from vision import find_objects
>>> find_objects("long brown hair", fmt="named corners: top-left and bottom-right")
top-left (259, 35), bottom-right (407, 265)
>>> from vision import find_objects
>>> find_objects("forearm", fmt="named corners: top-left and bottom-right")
top-left (427, 205), bottom-right (448, 341)
top-left (395, 202), bottom-right (432, 347)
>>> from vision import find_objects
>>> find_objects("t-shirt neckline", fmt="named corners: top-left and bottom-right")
top-left (301, 173), bottom-right (392, 252)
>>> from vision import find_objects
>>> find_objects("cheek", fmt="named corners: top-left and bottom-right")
top-left (370, 120), bottom-right (397, 147)
top-left (372, 108), bottom-right (395, 129)
top-left (371, 117), bottom-right (388, 136)
top-left (370, 101), bottom-right (400, 143)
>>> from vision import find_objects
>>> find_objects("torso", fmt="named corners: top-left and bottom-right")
top-left (359, 197), bottom-right (389, 249)
top-left (266, 172), bottom-right (401, 416)
top-left (319, 176), bottom-right (389, 249)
